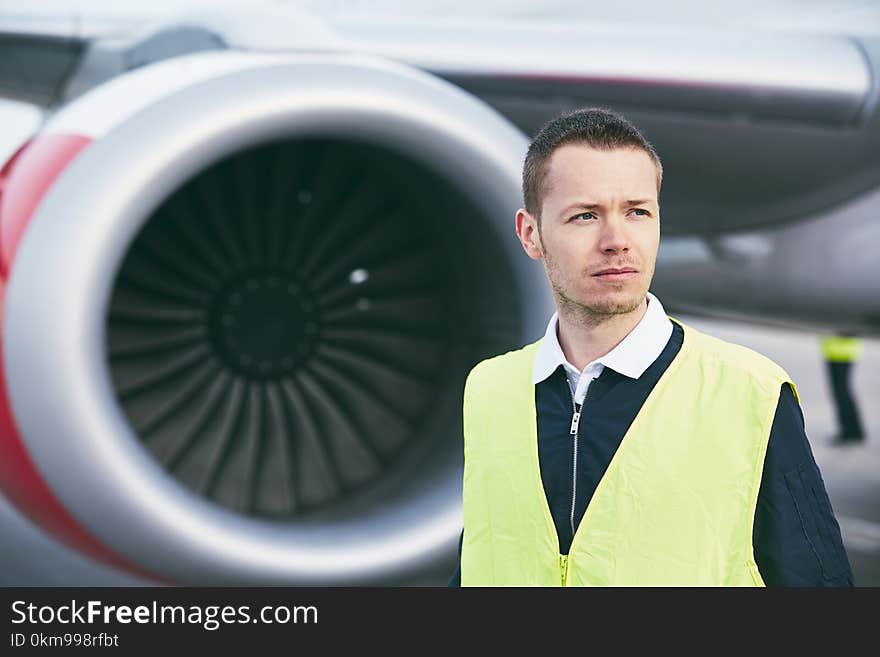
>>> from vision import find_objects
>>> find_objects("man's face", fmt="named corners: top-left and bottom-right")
top-left (516, 144), bottom-right (660, 318)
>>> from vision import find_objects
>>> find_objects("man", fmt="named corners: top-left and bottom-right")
top-left (820, 333), bottom-right (865, 444)
top-left (450, 108), bottom-right (853, 586)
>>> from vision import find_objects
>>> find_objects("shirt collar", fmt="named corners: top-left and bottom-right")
top-left (531, 291), bottom-right (673, 384)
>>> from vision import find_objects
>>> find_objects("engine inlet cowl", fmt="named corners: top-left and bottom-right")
top-left (3, 52), bottom-right (552, 584)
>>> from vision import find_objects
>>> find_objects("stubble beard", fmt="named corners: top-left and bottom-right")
top-left (543, 245), bottom-right (651, 330)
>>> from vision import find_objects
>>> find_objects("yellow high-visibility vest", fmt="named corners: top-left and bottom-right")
top-left (461, 319), bottom-right (797, 586)
top-left (820, 336), bottom-right (862, 363)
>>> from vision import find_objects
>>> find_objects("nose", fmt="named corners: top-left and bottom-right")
top-left (598, 215), bottom-right (629, 254)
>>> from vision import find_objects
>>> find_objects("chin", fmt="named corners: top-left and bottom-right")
top-left (582, 288), bottom-right (646, 315)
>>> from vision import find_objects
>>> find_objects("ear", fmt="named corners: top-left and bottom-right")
top-left (515, 208), bottom-right (544, 260)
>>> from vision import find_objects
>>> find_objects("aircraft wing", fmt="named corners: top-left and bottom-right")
top-left (2, 6), bottom-right (878, 232)
top-left (1, 8), bottom-right (873, 123)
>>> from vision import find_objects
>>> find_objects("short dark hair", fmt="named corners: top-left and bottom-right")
top-left (522, 107), bottom-right (663, 220)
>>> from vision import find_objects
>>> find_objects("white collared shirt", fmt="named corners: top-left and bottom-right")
top-left (531, 292), bottom-right (674, 405)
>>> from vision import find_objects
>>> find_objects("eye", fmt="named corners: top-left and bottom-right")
top-left (629, 208), bottom-right (650, 217)
top-left (571, 211), bottom-right (596, 221)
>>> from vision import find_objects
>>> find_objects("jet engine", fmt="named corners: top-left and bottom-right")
top-left (0, 51), bottom-right (551, 584)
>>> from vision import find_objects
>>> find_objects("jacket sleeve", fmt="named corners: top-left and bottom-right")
top-left (753, 383), bottom-right (854, 586)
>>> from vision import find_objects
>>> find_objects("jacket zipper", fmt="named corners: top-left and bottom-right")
top-left (569, 390), bottom-right (581, 538)
top-left (562, 370), bottom-right (595, 586)
top-left (567, 375), bottom-right (597, 540)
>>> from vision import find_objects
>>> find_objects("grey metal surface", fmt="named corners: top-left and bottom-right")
top-left (0, 32), bottom-right (87, 105)
top-left (338, 19), bottom-right (871, 126)
top-left (653, 185), bottom-right (880, 336)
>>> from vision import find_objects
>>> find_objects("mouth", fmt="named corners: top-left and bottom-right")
top-left (592, 267), bottom-right (638, 282)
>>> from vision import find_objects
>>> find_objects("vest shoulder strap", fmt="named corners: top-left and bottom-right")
top-left (464, 339), bottom-right (542, 398)
top-left (677, 320), bottom-right (798, 403)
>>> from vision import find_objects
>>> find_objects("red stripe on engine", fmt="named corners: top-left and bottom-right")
top-left (0, 134), bottom-right (163, 583)
top-left (1, 134), bottom-right (91, 277)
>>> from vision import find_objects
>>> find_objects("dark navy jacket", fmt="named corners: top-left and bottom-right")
top-left (450, 322), bottom-right (854, 586)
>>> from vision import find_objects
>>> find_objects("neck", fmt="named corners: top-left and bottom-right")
top-left (555, 295), bottom-right (648, 371)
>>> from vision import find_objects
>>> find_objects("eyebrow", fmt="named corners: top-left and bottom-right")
top-left (560, 199), bottom-right (656, 215)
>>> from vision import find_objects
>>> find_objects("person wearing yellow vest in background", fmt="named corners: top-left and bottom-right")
top-left (820, 334), bottom-right (865, 445)
top-left (450, 108), bottom-right (853, 587)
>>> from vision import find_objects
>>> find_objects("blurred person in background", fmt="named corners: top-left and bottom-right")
top-left (821, 333), bottom-right (865, 445)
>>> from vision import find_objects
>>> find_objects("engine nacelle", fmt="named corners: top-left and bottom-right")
top-left (0, 51), bottom-right (551, 584)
